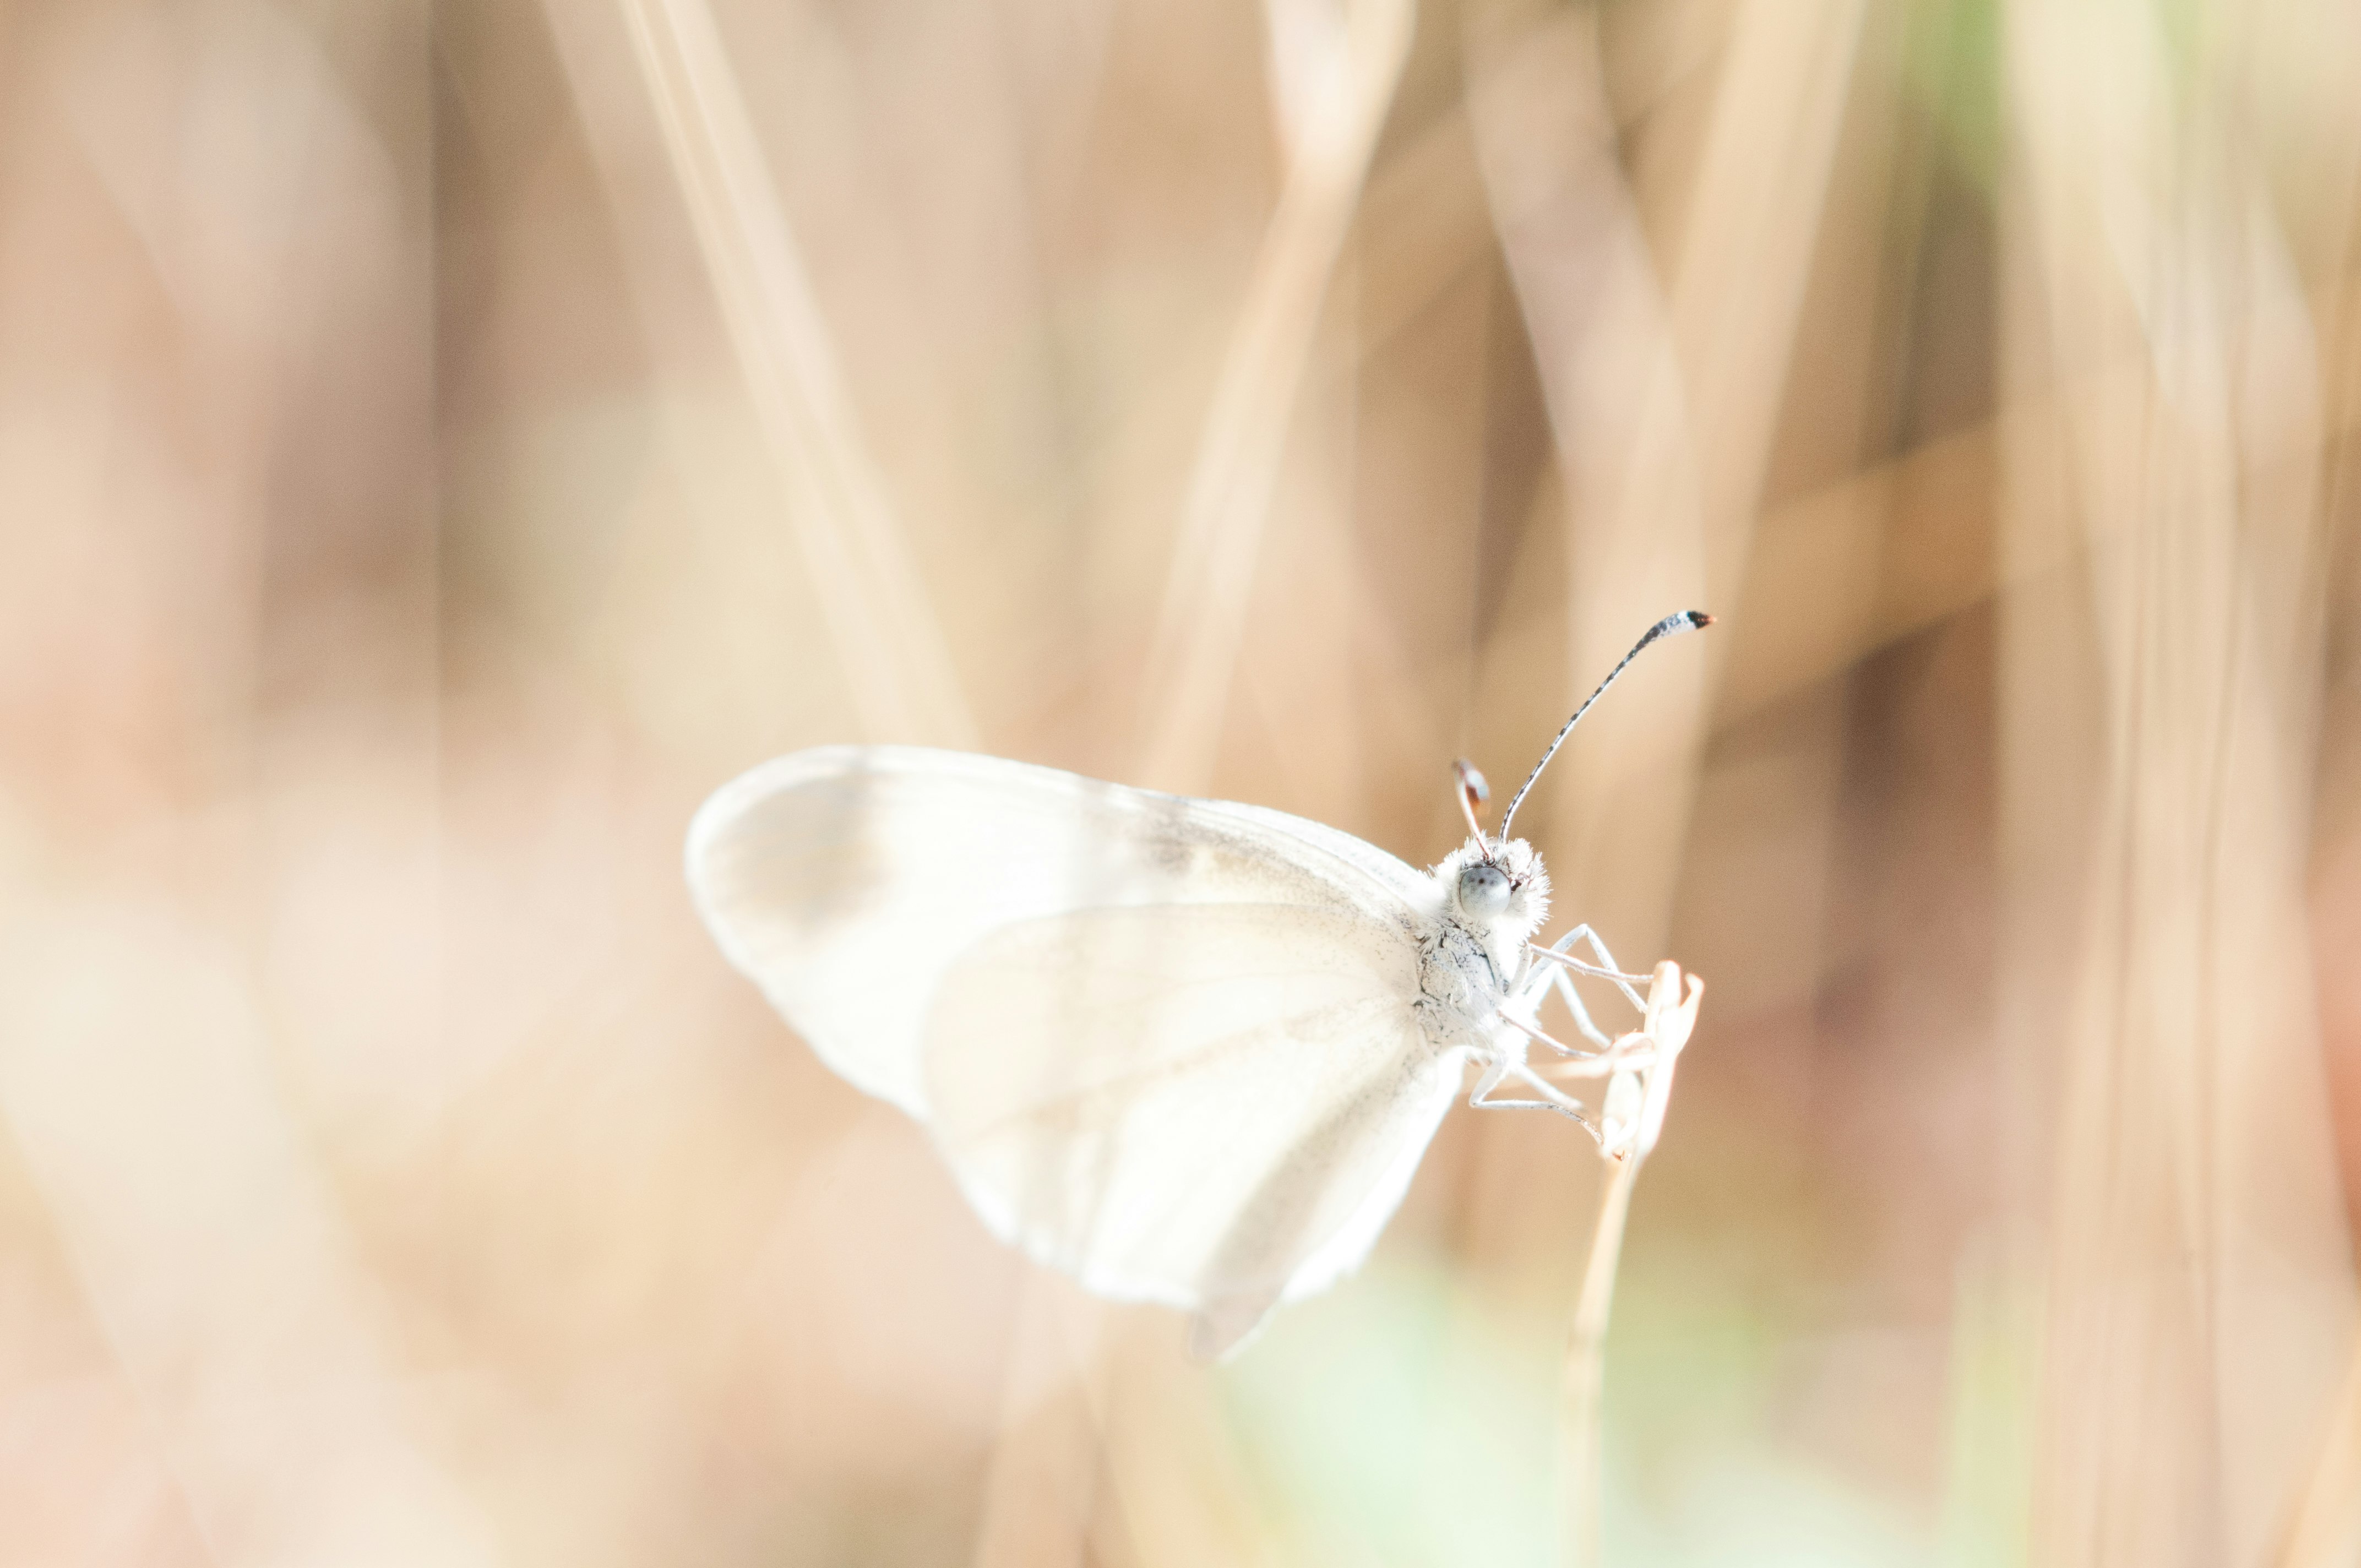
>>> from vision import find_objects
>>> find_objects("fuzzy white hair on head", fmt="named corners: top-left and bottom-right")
top-left (1433, 836), bottom-right (1551, 948)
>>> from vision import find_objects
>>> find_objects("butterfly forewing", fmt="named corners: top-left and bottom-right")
top-left (688, 747), bottom-right (1435, 1114)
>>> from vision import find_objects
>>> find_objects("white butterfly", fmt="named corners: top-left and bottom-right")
top-left (687, 612), bottom-right (1710, 1358)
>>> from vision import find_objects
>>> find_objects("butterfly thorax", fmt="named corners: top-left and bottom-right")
top-left (1415, 837), bottom-right (1552, 1048)
top-left (1413, 923), bottom-right (1507, 1048)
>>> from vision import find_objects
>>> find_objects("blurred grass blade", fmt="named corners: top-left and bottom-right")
top-left (1559, 1155), bottom-right (1636, 1568)
top-left (2000, 2), bottom-right (2360, 1562)
top-left (1465, 0), bottom-right (1864, 955)
top-left (1136, 0), bottom-right (1413, 792)
top-left (1, 917), bottom-right (500, 1568)
top-left (2275, 1331), bottom-right (2361, 1567)
top-left (618, 0), bottom-right (975, 747)
top-left (1014, 10), bottom-right (1416, 1554)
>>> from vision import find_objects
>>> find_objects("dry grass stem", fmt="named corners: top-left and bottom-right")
top-left (1552, 960), bottom-right (1702, 1567)
top-left (618, 0), bottom-right (975, 747)
top-left (9, 2), bottom-right (2361, 1563)
top-left (1559, 1152), bottom-right (1636, 1568)
top-left (972, 3), bottom-right (1424, 1528)
top-left (1466, 0), bottom-right (1860, 952)
top-left (2001, 3), bottom-right (2361, 1562)
top-left (2273, 1333), bottom-right (2361, 1567)
top-left (1136, 0), bottom-right (1413, 792)
top-left (976, 6), bottom-right (1421, 1541)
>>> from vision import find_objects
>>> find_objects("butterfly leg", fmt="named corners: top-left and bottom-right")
top-left (1574, 926), bottom-right (1651, 1011)
top-left (1546, 963), bottom-right (1617, 1049)
top-left (1500, 1012), bottom-right (1596, 1061)
top-left (1527, 930), bottom-right (1650, 1010)
top-left (1468, 1057), bottom-right (1596, 1130)
top-left (1521, 929), bottom-right (1620, 1047)
top-left (1527, 928), bottom-right (1634, 981)
top-left (1501, 1014), bottom-right (1656, 1076)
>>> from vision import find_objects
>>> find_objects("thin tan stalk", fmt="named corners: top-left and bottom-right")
top-left (1135, 0), bottom-right (1412, 793)
top-left (1998, 1), bottom-right (2359, 1560)
top-left (617, 0), bottom-right (975, 747)
top-left (971, 1289), bottom-right (1114, 1568)
top-left (1464, 0), bottom-right (1862, 956)
top-left (1554, 963), bottom-right (1700, 1568)
top-left (968, 9), bottom-right (1417, 1554)
top-left (2273, 1330), bottom-right (2361, 1567)
top-left (1561, 1152), bottom-right (1638, 1568)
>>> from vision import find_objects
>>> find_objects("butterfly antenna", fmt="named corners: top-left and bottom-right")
top-left (1495, 611), bottom-right (1714, 841)
top-left (1452, 759), bottom-right (1489, 840)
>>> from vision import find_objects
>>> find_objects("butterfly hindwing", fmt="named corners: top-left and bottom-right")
top-left (923, 903), bottom-right (1461, 1349)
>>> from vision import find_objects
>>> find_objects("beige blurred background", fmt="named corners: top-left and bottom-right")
top-left (6, 0), bottom-right (2361, 1564)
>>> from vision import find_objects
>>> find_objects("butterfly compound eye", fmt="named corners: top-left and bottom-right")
top-left (1457, 862), bottom-right (1511, 919)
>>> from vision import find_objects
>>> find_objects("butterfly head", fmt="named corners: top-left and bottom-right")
top-left (1439, 758), bottom-right (1551, 950)
top-left (1437, 836), bottom-right (1551, 948)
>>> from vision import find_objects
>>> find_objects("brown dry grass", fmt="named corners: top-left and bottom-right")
top-left (3, 1), bottom-right (2360, 1565)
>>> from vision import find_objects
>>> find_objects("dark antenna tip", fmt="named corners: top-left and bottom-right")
top-left (1494, 609), bottom-right (1716, 840)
